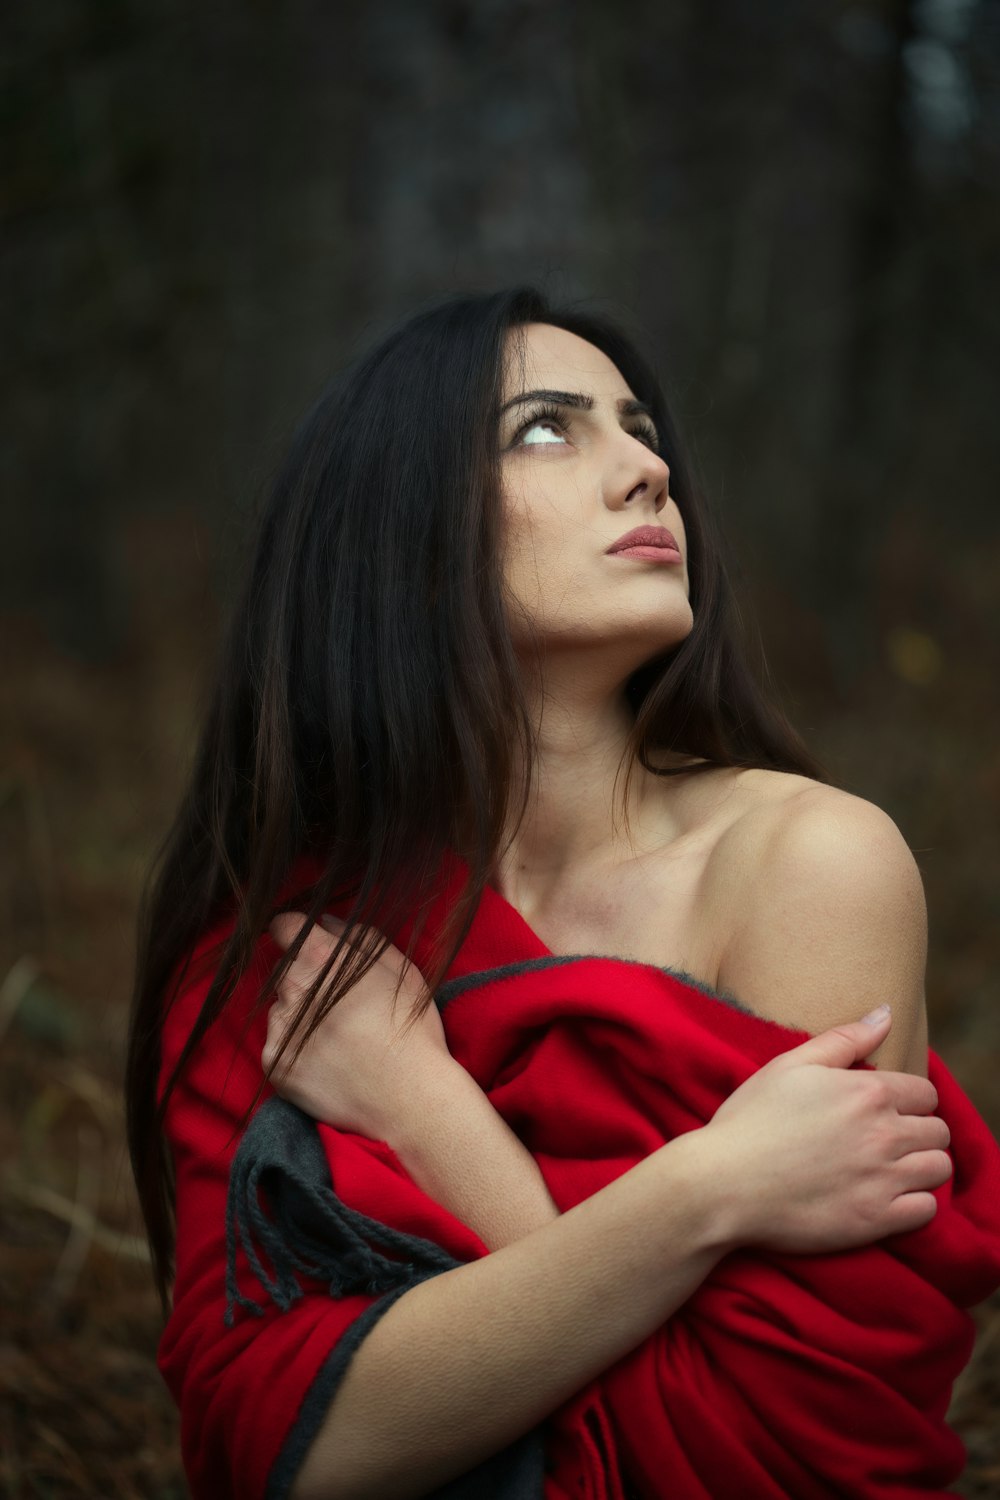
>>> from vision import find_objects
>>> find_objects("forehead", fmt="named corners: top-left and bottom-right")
top-left (502, 322), bottom-right (635, 402)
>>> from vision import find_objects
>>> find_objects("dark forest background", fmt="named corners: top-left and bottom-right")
top-left (2, 1), bottom-right (999, 1495)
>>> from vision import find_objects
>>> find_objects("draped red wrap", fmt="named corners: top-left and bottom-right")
top-left (158, 864), bottom-right (1000, 1500)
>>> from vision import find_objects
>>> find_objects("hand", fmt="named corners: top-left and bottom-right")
top-left (263, 913), bottom-right (454, 1143)
top-left (703, 1007), bottom-right (952, 1254)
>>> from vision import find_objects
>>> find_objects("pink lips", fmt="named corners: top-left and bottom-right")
top-left (606, 525), bottom-right (682, 560)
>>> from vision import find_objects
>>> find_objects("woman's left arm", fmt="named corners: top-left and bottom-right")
top-left (713, 787), bottom-right (930, 1075)
top-left (266, 914), bottom-right (560, 1250)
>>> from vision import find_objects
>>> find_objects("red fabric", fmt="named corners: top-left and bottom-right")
top-left (158, 858), bottom-right (1000, 1499)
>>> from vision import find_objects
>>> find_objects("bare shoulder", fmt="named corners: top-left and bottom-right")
top-left (705, 771), bottom-right (929, 1073)
top-left (715, 772), bottom-right (925, 899)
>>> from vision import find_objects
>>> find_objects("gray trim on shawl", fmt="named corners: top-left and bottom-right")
top-left (434, 952), bottom-right (754, 1015)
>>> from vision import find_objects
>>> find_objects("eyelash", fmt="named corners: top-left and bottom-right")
top-left (511, 403), bottom-right (661, 454)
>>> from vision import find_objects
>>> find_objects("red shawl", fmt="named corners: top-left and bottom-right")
top-left (158, 862), bottom-right (1000, 1500)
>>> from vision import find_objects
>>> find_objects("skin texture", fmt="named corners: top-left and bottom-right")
top-left (263, 324), bottom-right (943, 1500)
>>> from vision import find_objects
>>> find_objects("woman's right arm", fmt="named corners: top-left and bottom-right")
top-left (289, 1011), bottom-right (951, 1500)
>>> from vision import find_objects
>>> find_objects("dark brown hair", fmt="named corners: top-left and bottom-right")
top-left (126, 286), bottom-right (828, 1305)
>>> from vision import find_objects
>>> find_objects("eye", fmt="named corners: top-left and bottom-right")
top-left (520, 420), bottom-right (568, 446)
top-left (506, 403), bottom-right (662, 454)
top-left (510, 404), bottom-right (570, 448)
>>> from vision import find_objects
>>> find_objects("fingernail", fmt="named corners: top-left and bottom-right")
top-left (860, 1004), bottom-right (891, 1026)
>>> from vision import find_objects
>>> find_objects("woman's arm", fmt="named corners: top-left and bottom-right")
top-left (287, 1010), bottom-right (948, 1500)
top-left (375, 1054), bottom-right (561, 1245)
top-left (713, 787), bottom-right (930, 1074)
top-left (266, 914), bottom-right (559, 1249)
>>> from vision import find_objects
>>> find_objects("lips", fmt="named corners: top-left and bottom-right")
top-left (607, 526), bottom-right (680, 555)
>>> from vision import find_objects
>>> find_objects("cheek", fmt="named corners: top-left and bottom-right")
top-left (668, 501), bottom-right (688, 547)
top-left (500, 494), bottom-right (579, 627)
top-left (501, 484), bottom-right (572, 571)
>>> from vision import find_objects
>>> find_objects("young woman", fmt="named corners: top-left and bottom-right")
top-left (126, 288), bottom-right (1000, 1500)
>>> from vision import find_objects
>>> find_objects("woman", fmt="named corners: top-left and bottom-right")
top-left (126, 288), bottom-right (1000, 1500)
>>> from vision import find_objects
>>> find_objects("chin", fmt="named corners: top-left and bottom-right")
top-left (627, 602), bottom-right (694, 650)
top-left (598, 623), bottom-right (688, 686)
top-left (626, 613), bottom-right (694, 670)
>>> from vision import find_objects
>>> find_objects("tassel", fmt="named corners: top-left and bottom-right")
top-left (224, 1097), bottom-right (459, 1326)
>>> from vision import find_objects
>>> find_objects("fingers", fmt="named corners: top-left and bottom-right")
top-left (892, 1112), bottom-right (951, 1157)
top-left (269, 911), bottom-right (342, 974)
top-left (778, 1008), bottom-right (893, 1072)
top-left (893, 1148), bottom-right (953, 1194)
top-left (269, 911), bottom-right (313, 953)
top-left (269, 911), bottom-right (327, 961)
top-left (262, 1002), bottom-right (294, 1079)
top-left (877, 1071), bottom-right (940, 1118)
top-left (882, 1190), bottom-right (938, 1237)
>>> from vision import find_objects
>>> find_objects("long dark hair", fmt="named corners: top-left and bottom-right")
top-left (126, 285), bottom-right (829, 1305)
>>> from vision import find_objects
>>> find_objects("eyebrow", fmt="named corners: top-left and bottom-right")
top-left (499, 388), bottom-right (653, 420)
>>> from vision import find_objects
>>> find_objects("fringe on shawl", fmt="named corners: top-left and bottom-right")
top-left (224, 1096), bottom-right (460, 1326)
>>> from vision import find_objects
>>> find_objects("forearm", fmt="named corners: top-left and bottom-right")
top-left (291, 1126), bottom-right (730, 1500)
top-left (389, 1059), bottom-right (559, 1247)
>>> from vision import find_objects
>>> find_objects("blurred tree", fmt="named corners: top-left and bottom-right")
top-left (3, 0), bottom-right (998, 665)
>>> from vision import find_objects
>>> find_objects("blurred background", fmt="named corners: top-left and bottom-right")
top-left (2, 0), bottom-right (998, 1494)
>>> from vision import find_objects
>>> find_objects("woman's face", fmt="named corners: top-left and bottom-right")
top-left (498, 322), bottom-right (693, 666)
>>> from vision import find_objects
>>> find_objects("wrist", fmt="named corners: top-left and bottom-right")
top-left (379, 1054), bottom-right (478, 1166)
top-left (386, 1059), bottom-right (560, 1246)
top-left (651, 1126), bottom-right (747, 1259)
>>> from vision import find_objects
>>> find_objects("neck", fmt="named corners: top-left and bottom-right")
top-left (493, 653), bottom-right (697, 913)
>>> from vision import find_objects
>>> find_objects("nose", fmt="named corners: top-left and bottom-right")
top-left (607, 435), bottom-right (670, 515)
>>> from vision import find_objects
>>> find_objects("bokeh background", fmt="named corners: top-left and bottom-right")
top-left (2, 1), bottom-right (999, 1494)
